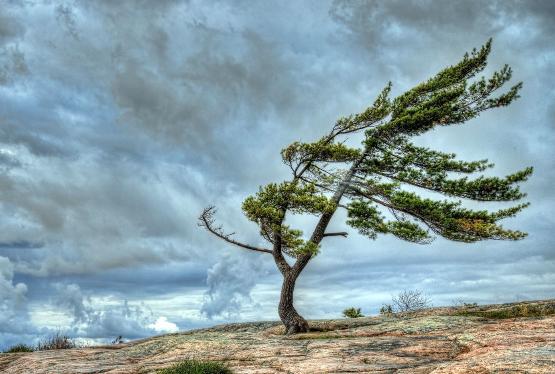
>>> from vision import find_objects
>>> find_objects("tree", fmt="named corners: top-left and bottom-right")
top-left (199, 40), bottom-right (532, 334)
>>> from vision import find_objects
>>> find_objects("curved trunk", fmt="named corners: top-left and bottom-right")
top-left (276, 146), bottom-right (369, 334)
top-left (278, 273), bottom-right (309, 334)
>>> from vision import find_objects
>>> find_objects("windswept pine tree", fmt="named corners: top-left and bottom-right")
top-left (199, 40), bottom-right (532, 334)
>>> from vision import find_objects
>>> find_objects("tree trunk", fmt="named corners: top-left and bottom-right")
top-left (279, 272), bottom-right (309, 334)
top-left (276, 148), bottom-right (370, 334)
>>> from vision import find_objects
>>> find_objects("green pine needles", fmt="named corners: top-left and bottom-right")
top-left (340, 40), bottom-right (531, 244)
top-left (199, 39), bottom-right (531, 333)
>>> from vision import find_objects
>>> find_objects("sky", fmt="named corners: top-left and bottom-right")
top-left (0, 0), bottom-right (554, 349)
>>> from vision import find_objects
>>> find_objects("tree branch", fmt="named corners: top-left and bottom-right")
top-left (198, 207), bottom-right (272, 254)
top-left (291, 127), bottom-right (344, 180)
top-left (272, 229), bottom-right (292, 275)
top-left (323, 232), bottom-right (349, 238)
top-left (350, 188), bottom-right (441, 236)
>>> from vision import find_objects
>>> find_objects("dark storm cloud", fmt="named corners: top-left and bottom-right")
top-left (330, 0), bottom-right (555, 51)
top-left (0, 241), bottom-right (42, 250)
top-left (0, 4), bottom-right (27, 86)
top-left (110, 26), bottom-right (299, 147)
top-left (1, 154), bottom-right (198, 276)
top-left (0, 10), bottom-right (23, 42)
top-left (0, 0), bottom-right (553, 347)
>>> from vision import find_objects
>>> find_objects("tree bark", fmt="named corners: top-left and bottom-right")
top-left (278, 272), bottom-right (309, 334)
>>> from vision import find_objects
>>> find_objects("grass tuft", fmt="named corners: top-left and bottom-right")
top-left (157, 360), bottom-right (233, 374)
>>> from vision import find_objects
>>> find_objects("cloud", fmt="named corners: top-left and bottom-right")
top-left (201, 253), bottom-right (266, 318)
top-left (0, 256), bottom-right (39, 349)
top-left (54, 4), bottom-right (79, 40)
top-left (0, 256), bottom-right (29, 331)
top-left (0, 0), bottom-right (320, 278)
top-left (0, 7), bottom-right (24, 43)
top-left (0, 152), bottom-right (196, 276)
top-left (54, 283), bottom-right (179, 340)
top-left (149, 316), bottom-right (179, 333)
top-left (0, 4), bottom-right (27, 86)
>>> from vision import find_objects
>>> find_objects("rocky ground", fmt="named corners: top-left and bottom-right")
top-left (1, 300), bottom-right (554, 373)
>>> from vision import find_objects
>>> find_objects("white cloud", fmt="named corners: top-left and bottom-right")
top-left (148, 316), bottom-right (179, 333)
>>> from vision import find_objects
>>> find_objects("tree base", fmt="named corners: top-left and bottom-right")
top-left (284, 316), bottom-right (309, 335)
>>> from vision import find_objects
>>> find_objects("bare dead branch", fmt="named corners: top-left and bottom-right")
top-left (198, 206), bottom-right (272, 254)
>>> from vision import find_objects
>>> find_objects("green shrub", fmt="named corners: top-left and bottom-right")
top-left (379, 304), bottom-right (393, 315)
top-left (342, 307), bottom-right (364, 318)
top-left (4, 344), bottom-right (34, 353)
top-left (157, 360), bottom-right (232, 374)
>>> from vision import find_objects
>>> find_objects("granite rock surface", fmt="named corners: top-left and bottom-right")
top-left (1, 300), bottom-right (554, 373)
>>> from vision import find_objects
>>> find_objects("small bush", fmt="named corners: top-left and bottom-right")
top-left (379, 304), bottom-right (393, 315)
top-left (342, 307), bottom-right (364, 318)
top-left (4, 344), bottom-right (34, 353)
top-left (392, 289), bottom-right (431, 313)
top-left (36, 332), bottom-right (75, 351)
top-left (157, 360), bottom-right (232, 374)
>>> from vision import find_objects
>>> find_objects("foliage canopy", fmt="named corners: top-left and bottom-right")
top-left (205, 39), bottom-right (530, 255)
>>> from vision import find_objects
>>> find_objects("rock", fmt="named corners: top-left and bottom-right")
top-left (1, 300), bottom-right (554, 373)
